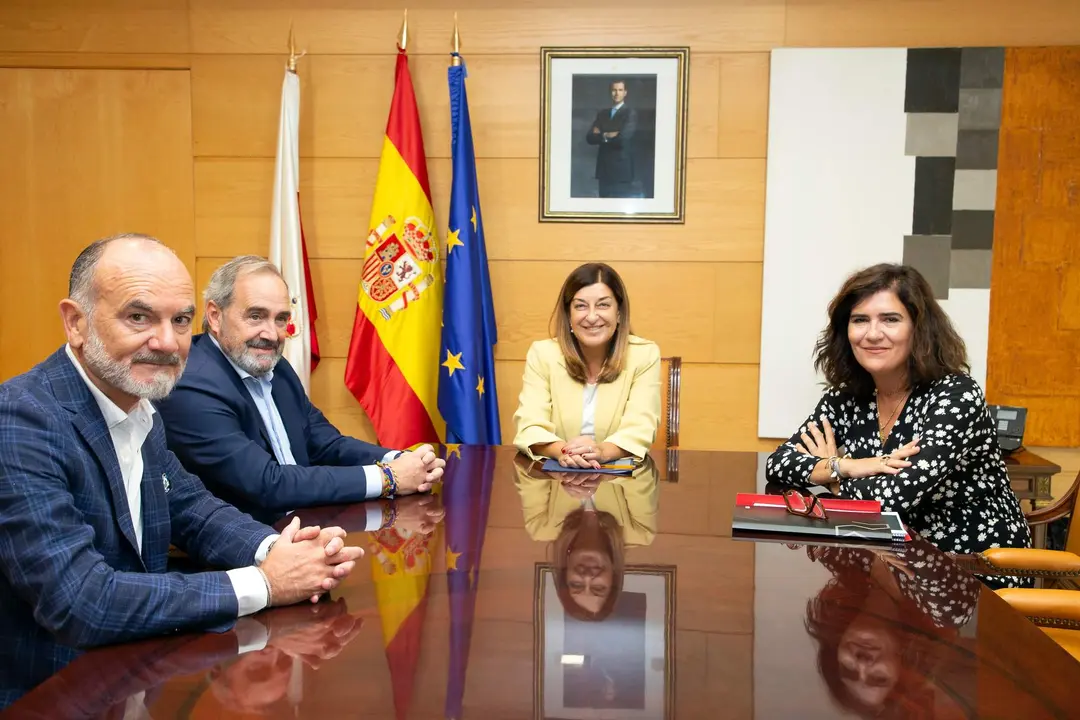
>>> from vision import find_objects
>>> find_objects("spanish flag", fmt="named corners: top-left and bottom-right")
top-left (345, 45), bottom-right (444, 448)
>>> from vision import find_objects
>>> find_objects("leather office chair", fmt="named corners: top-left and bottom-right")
top-left (650, 356), bottom-right (681, 483)
top-left (952, 468), bottom-right (1080, 660)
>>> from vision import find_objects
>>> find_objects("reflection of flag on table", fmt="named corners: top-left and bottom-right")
top-left (443, 445), bottom-right (497, 719)
top-left (367, 525), bottom-right (440, 720)
top-left (437, 57), bottom-right (500, 445)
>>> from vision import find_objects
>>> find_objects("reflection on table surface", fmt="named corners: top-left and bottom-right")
top-left (6, 446), bottom-right (1080, 719)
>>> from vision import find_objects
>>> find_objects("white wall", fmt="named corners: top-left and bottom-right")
top-left (759, 48), bottom-right (914, 438)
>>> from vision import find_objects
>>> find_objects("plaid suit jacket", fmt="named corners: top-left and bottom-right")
top-left (0, 347), bottom-right (275, 707)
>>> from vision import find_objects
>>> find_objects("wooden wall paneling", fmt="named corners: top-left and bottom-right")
top-left (0, 53), bottom-right (191, 69)
top-left (189, 1), bottom-right (786, 55)
top-left (675, 363), bottom-right (760, 450)
top-left (784, 0), bottom-right (1080, 48)
top-left (0, 68), bottom-right (195, 381)
top-left (192, 52), bottom-right (722, 160)
top-left (307, 357), bottom-right (379, 444)
top-left (714, 262), bottom-right (763, 364)
top-left (494, 360), bottom-right (525, 446)
top-left (0, 0), bottom-right (190, 54)
top-left (193, 158), bottom-right (275, 259)
top-left (466, 158), bottom-right (767, 263)
top-left (716, 52), bottom-right (770, 158)
top-left (1063, 267), bottom-right (1080, 331)
top-left (687, 53), bottom-right (722, 159)
top-left (190, 55), bottom-right (315, 159)
top-left (193, 157), bottom-right (766, 262)
top-left (987, 47), bottom-right (1080, 446)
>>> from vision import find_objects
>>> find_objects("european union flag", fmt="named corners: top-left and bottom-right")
top-left (441, 445), bottom-right (496, 719)
top-left (438, 58), bottom-right (501, 445)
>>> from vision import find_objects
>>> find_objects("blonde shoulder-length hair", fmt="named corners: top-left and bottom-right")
top-left (549, 262), bottom-right (632, 384)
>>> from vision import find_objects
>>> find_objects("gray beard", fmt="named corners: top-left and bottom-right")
top-left (220, 335), bottom-right (283, 378)
top-left (82, 329), bottom-right (185, 401)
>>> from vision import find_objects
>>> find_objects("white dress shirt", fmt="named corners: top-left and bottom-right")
top-left (207, 334), bottom-right (394, 528)
top-left (580, 383), bottom-right (599, 437)
top-left (65, 345), bottom-right (276, 617)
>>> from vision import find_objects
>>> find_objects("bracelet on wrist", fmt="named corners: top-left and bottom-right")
top-left (377, 462), bottom-right (398, 498)
top-left (828, 453), bottom-right (852, 480)
top-left (258, 567), bottom-right (274, 607)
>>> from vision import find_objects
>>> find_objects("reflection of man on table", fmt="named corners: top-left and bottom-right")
top-left (585, 79), bottom-right (638, 198)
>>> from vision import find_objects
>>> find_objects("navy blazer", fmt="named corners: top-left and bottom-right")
top-left (156, 334), bottom-right (392, 523)
top-left (0, 348), bottom-right (274, 707)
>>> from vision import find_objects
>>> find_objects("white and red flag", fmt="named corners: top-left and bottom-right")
top-left (269, 64), bottom-right (320, 393)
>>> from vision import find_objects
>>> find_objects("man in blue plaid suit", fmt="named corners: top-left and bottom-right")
top-left (0, 234), bottom-right (365, 707)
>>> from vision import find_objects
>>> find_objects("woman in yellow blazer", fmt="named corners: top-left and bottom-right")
top-left (513, 262), bottom-right (661, 467)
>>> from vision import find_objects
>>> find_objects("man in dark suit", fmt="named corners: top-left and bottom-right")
top-left (155, 256), bottom-right (445, 525)
top-left (585, 78), bottom-right (638, 198)
top-left (0, 234), bottom-right (363, 707)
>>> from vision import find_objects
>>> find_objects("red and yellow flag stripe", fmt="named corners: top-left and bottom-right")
top-left (345, 49), bottom-right (444, 447)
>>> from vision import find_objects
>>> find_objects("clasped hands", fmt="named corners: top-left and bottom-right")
top-left (260, 516), bottom-right (364, 607)
top-left (386, 443), bottom-right (446, 495)
top-left (796, 416), bottom-right (920, 484)
top-left (556, 435), bottom-right (613, 469)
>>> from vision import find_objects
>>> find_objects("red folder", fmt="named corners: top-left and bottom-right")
top-left (735, 493), bottom-right (912, 542)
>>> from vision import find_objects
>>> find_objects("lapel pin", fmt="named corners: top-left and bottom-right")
top-left (162, 474), bottom-right (171, 493)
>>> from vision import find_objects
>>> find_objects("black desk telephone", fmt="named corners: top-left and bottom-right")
top-left (987, 404), bottom-right (1027, 454)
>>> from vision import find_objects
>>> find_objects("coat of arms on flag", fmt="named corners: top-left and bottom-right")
top-left (361, 213), bottom-right (439, 321)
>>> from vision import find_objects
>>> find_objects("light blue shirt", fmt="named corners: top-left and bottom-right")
top-left (208, 335), bottom-right (393, 501)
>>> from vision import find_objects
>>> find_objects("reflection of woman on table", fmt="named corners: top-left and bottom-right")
top-left (765, 264), bottom-right (1030, 587)
top-left (803, 544), bottom-right (981, 719)
top-left (515, 459), bottom-right (658, 621)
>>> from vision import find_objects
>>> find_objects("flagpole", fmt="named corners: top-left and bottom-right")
top-left (398, 9), bottom-right (408, 51)
top-left (450, 12), bottom-right (461, 67)
top-left (287, 22), bottom-right (305, 73)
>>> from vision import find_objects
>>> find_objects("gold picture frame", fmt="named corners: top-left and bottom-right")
top-left (539, 46), bottom-right (690, 224)
top-left (533, 563), bottom-right (676, 719)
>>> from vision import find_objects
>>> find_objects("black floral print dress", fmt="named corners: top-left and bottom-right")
top-left (812, 544), bottom-right (983, 627)
top-left (766, 373), bottom-right (1031, 586)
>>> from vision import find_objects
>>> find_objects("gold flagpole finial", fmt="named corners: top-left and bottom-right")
top-left (450, 12), bottom-right (461, 66)
top-left (287, 21), bottom-right (305, 72)
top-left (397, 9), bottom-right (408, 51)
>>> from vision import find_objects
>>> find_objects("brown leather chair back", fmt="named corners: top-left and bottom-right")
top-left (651, 357), bottom-right (681, 482)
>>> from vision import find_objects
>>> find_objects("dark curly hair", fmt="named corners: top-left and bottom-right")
top-left (813, 264), bottom-right (969, 397)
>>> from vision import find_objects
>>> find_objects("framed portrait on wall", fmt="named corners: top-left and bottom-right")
top-left (533, 563), bottom-right (676, 719)
top-left (539, 47), bottom-right (689, 223)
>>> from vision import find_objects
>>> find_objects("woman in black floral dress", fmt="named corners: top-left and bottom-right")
top-left (766, 264), bottom-right (1031, 587)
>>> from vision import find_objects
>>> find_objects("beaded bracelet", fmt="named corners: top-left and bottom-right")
top-left (377, 461), bottom-right (398, 498)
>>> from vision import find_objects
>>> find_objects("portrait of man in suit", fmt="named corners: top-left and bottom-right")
top-left (570, 75), bottom-right (658, 200)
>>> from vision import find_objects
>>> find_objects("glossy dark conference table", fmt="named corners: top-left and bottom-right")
top-left (8, 447), bottom-right (1080, 719)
